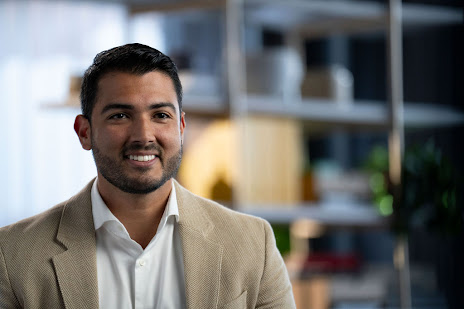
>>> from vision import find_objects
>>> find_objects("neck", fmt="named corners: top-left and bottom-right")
top-left (96, 177), bottom-right (173, 249)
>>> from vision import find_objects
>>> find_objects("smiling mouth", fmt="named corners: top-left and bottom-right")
top-left (128, 155), bottom-right (157, 162)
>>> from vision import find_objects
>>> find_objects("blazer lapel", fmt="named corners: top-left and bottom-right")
top-left (52, 180), bottom-right (99, 309)
top-left (175, 181), bottom-right (223, 309)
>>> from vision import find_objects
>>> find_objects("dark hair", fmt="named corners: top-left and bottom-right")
top-left (80, 43), bottom-right (183, 120)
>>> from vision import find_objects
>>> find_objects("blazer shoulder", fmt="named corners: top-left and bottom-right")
top-left (0, 201), bottom-right (65, 245)
top-left (175, 181), bottom-right (269, 239)
top-left (0, 179), bottom-right (94, 246)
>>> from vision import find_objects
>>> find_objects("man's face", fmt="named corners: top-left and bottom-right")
top-left (79, 71), bottom-right (185, 194)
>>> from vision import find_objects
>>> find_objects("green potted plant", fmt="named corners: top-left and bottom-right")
top-left (365, 140), bottom-right (462, 235)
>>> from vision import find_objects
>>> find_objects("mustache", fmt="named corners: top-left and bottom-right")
top-left (122, 143), bottom-right (163, 154)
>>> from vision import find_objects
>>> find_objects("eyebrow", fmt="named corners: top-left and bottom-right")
top-left (101, 102), bottom-right (177, 115)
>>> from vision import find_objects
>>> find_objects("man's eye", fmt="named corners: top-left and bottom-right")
top-left (155, 112), bottom-right (170, 119)
top-left (109, 113), bottom-right (128, 119)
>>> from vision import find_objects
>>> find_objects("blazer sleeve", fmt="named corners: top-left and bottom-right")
top-left (0, 243), bottom-right (21, 309)
top-left (256, 220), bottom-right (296, 309)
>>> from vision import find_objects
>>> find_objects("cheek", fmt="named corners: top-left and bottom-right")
top-left (93, 128), bottom-right (126, 149)
top-left (157, 129), bottom-right (182, 148)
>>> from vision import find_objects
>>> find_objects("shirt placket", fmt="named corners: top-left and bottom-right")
top-left (134, 253), bottom-right (148, 309)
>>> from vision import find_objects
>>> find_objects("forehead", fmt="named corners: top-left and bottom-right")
top-left (95, 71), bottom-right (178, 110)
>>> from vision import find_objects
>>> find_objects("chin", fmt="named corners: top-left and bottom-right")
top-left (114, 177), bottom-right (171, 195)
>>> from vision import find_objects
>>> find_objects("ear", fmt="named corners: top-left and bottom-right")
top-left (74, 115), bottom-right (92, 150)
top-left (180, 111), bottom-right (186, 144)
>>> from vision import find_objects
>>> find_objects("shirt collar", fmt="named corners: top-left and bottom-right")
top-left (91, 178), bottom-right (179, 232)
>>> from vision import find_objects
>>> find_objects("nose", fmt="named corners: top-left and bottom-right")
top-left (129, 116), bottom-right (155, 144)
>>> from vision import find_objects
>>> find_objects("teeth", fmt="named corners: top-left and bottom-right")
top-left (128, 155), bottom-right (156, 162)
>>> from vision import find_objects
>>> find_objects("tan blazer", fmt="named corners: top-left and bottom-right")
top-left (0, 180), bottom-right (296, 309)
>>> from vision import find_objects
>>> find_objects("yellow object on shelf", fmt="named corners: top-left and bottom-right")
top-left (238, 116), bottom-right (303, 206)
top-left (178, 116), bottom-right (303, 207)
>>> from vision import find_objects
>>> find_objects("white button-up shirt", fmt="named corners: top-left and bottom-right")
top-left (91, 179), bottom-right (186, 309)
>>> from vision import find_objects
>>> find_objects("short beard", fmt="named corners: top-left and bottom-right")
top-left (92, 140), bottom-right (183, 195)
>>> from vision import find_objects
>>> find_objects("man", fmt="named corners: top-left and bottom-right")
top-left (0, 43), bottom-right (296, 309)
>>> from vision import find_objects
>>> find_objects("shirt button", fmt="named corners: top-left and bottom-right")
top-left (138, 259), bottom-right (146, 267)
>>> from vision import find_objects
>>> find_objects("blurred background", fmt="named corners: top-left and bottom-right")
top-left (1, 0), bottom-right (463, 308)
